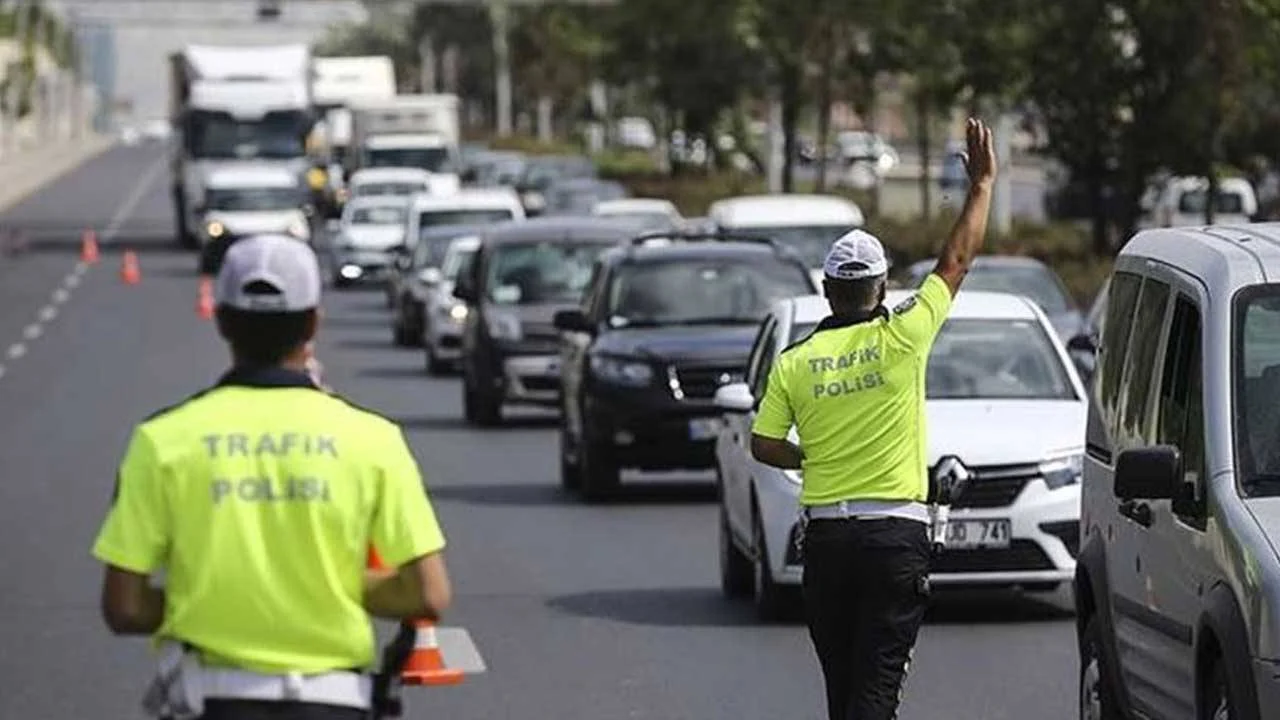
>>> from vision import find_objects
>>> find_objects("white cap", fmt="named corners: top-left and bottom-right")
top-left (214, 234), bottom-right (321, 312)
top-left (822, 229), bottom-right (889, 280)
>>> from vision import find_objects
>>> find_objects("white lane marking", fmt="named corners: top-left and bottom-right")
top-left (0, 153), bottom-right (166, 383)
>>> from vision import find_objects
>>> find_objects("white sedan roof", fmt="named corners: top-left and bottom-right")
top-left (708, 193), bottom-right (864, 227)
top-left (788, 288), bottom-right (1043, 326)
top-left (410, 187), bottom-right (523, 212)
top-left (350, 167), bottom-right (432, 184)
top-left (593, 198), bottom-right (680, 217)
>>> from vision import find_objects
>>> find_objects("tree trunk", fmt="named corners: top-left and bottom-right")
top-left (915, 91), bottom-right (931, 220)
top-left (780, 64), bottom-right (801, 193)
top-left (814, 28), bottom-right (835, 192)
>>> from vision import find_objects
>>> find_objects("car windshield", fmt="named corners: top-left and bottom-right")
top-left (916, 263), bottom-right (1073, 314)
top-left (523, 159), bottom-right (594, 189)
top-left (607, 258), bottom-right (815, 326)
top-left (442, 245), bottom-right (477, 281)
top-left (348, 205), bottom-right (405, 225)
top-left (206, 187), bottom-right (301, 212)
top-left (750, 225), bottom-right (858, 268)
top-left (926, 318), bottom-right (1076, 400)
top-left (1179, 188), bottom-right (1246, 215)
top-left (485, 240), bottom-right (612, 305)
top-left (548, 185), bottom-right (626, 213)
top-left (1235, 290), bottom-right (1280, 494)
top-left (420, 209), bottom-right (513, 233)
top-left (601, 212), bottom-right (677, 230)
top-left (365, 147), bottom-right (453, 173)
top-left (353, 182), bottom-right (424, 197)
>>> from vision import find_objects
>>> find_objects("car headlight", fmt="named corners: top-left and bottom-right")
top-left (589, 355), bottom-right (653, 387)
top-left (205, 220), bottom-right (225, 238)
top-left (448, 303), bottom-right (468, 321)
top-left (287, 218), bottom-right (309, 239)
top-left (1041, 453), bottom-right (1083, 489)
top-left (485, 312), bottom-right (522, 341)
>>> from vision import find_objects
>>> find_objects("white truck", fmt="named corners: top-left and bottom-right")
top-left (168, 44), bottom-right (315, 248)
top-left (344, 94), bottom-right (461, 190)
top-left (311, 56), bottom-right (396, 169)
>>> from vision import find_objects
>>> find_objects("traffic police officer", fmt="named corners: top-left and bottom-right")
top-left (92, 234), bottom-right (452, 720)
top-left (750, 119), bottom-right (997, 720)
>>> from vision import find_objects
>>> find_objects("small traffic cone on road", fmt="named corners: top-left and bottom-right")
top-left (400, 619), bottom-right (465, 686)
top-left (120, 251), bottom-right (140, 285)
top-left (80, 230), bottom-right (99, 264)
top-left (196, 276), bottom-right (214, 319)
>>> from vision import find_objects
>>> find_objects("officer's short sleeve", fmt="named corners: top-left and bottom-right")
top-left (92, 428), bottom-right (170, 574)
top-left (751, 358), bottom-right (794, 440)
top-left (370, 428), bottom-right (446, 568)
top-left (885, 273), bottom-right (954, 354)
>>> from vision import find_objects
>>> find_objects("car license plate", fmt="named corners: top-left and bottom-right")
top-left (688, 418), bottom-right (722, 440)
top-left (945, 519), bottom-right (1011, 549)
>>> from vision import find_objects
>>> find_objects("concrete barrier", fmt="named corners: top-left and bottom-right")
top-left (0, 135), bottom-right (117, 213)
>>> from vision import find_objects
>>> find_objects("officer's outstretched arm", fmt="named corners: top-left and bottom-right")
top-left (934, 118), bottom-right (997, 296)
top-left (751, 434), bottom-right (803, 470)
top-left (365, 552), bottom-right (452, 621)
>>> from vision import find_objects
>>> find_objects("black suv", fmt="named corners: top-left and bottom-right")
top-left (554, 232), bottom-right (818, 498)
top-left (451, 216), bottom-right (640, 426)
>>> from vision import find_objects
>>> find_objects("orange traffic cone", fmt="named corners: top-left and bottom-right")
top-left (80, 230), bottom-right (99, 264)
top-left (400, 619), bottom-right (465, 686)
top-left (196, 276), bottom-right (214, 319)
top-left (120, 251), bottom-right (140, 285)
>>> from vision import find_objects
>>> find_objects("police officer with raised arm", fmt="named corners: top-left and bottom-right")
top-left (92, 233), bottom-right (452, 720)
top-left (750, 119), bottom-right (997, 720)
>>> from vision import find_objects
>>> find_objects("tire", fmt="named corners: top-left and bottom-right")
top-left (752, 510), bottom-right (789, 621)
top-left (1079, 615), bottom-right (1123, 720)
top-left (425, 344), bottom-right (448, 375)
top-left (579, 436), bottom-right (620, 501)
top-left (719, 503), bottom-right (753, 599)
top-left (1202, 659), bottom-right (1233, 720)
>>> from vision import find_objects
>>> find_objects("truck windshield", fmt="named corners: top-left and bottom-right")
top-left (206, 188), bottom-right (301, 212)
top-left (189, 112), bottom-right (305, 159)
top-left (366, 147), bottom-right (453, 173)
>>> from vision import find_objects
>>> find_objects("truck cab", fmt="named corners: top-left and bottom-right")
top-left (169, 44), bottom-right (316, 248)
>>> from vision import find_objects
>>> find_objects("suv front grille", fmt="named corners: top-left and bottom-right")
top-left (669, 364), bottom-right (744, 400)
top-left (951, 463), bottom-right (1039, 509)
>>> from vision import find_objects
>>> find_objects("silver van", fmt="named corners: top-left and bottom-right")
top-left (1075, 223), bottom-right (1280, 719)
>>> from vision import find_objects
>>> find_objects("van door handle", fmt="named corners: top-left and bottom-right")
top-left (1119, 500), bottom-right (1154, 528)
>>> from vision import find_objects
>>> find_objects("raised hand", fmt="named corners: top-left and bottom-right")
top-left (962, 118), bottom-right (997, 186)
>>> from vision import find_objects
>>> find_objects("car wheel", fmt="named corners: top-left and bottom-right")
top-left (580, 436), bottom-right (620, 501)
top-left (392, 317), bottom-right (416, 347)
top-left (463, 368), bottom-right (501, 427)
top-left (752, 509), bottom-right (788, 621)
top-left (719, 503), bottom-right (753, 599)
top-left (1202, 659), bottom-right (1234, 720)
top-left (1079, 615), bottom-right (1122, 720)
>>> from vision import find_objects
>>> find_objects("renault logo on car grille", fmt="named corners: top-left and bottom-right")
top-left (933, 456), bottom-right (972, 484)
top-left (931, 456), bottom-right (973, 504)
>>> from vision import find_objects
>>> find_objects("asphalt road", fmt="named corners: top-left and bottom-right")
top-left (0, 143), bottom-right (1078, 720)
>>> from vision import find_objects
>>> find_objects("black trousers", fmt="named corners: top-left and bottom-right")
top-left (195, 699), bottom-right (367, 720)
top-left (801, 516), bottom-right (932, 720)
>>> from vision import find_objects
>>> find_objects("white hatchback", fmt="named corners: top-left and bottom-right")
top-left (714, 290), bottom-right (1088, 619)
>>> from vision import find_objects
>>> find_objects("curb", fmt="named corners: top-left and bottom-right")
top-left (0, 135), bottom-right (118, 214)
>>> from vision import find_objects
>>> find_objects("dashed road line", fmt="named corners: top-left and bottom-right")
top-left (0, 153), bottom-right (166, 383)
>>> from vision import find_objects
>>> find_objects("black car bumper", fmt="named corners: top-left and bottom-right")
top-left (584, 390), bottom-right (724, 471)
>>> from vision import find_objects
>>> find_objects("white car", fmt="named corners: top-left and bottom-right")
top-left (344, 167), bottom-right (457, 204)
top-left (421, 235), bottom-right (480, 373)
top-left (403, 188), bottom-right (525, 252)
top-left (707, 194), bottom-right (866, 288)
top-left (714, 290), bottom-right (1087, 619)
top-left (1139, 174), bottom-right (1258, 228)
top-left (328, 197), bottom-right (408, 286)
top-left (592, 197), bottom-right (682, 231)
top-left (200, 164), bottom-right (310, 248)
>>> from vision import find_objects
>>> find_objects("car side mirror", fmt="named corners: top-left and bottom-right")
top-left (1067, 333), bottom-right (1097, 354)
top-left (553, 309), bottom-right (593, 334)
top-left (418, 267), bottom-right (443, 286)
top-left (1114, 445), bottom-right (1182, 500)
top-left (713, 382), bottom-right (754, 413)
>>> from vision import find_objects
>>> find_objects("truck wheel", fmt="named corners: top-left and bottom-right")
top-left (1079, 615), bottom-right (1122, 720)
